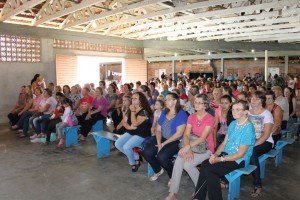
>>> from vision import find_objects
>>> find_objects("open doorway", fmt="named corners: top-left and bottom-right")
top-left (56, 55), bottom-right (123, 87)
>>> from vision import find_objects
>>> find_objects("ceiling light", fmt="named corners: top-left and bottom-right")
top-left (251, 49), bottom-right (255, 52)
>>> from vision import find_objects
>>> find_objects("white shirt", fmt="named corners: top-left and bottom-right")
top-left (248, 109), bottom-right (274, 144)
top-left (61, 106), bottom-right (72, 123)
top-left (275, 95), bottom-right (289, 121)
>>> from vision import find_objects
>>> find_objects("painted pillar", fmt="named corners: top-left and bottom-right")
top-left (284, 56), bottom-right (289, 75)
top-left (265, 50), bottom-right (268, 82)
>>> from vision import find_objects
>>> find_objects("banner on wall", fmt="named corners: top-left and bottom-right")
top-left (268, 68), bottom-right (279, 77)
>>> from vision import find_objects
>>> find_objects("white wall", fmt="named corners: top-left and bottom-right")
top-left (0, 63), bottom-right (51, 123)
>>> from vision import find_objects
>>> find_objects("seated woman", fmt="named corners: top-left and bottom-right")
top-left (8, 85), bottom-right (26, 126)
top-left (114, 95), bottom-right (131, 135)
top-left (75, 87), bottom-right (95, 140)
top-left (11, 86), bottom-right (33, 130)
top-left (115, 92), bottom-right (153, 172)
top-left (111, 83), bottom-right (132, 129)
top-left (63, 85), bottom-right (72, 99)
top-left (139, 85), bottom-right (155, 111)
top-left (70, 86), bottom-right (81, 111)
top-left (14, 87), bottom-right (43, 137)
top-left (32, 89), bottom-right (57, 138)
top-left (248, 91), bottom-right (274, 197)
top-left (184, 89), bottom-right (198, 115)
top-left (193, 100), bottom-right (256, 200)
top-left (142, 93), bottom-right (188, 182)
top-left (214, 95), bottom-right (234, 149)
top-left (237, 91), bottom-right (249, 102)
top-left (209, 88), bottom-right (222, 110)
top-left (265, 90), bottom-right (283, 146)
top-left (83, 87), bottom-right (108, 132)
top-left (284, 87), bottom-right (297, 133)
top-left (166, 94), bottom-right (215, 200)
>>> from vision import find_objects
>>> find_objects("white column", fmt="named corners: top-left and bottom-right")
top-left (284, 56), bottom-right (289, 75)
top-left (41, 38), bottom-right (55, 84)
top-left (221, 58), bottom-right (224, 73)
top-left (265, 50), bottom-right (268, 82)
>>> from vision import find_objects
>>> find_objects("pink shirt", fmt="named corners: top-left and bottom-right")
top-left (92, 96), bottom-right (108, 118)
top-left (187, 113), bottom-right (215, 153)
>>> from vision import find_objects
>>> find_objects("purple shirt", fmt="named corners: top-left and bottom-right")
top-left (92, 96), bottom-right (108, 118)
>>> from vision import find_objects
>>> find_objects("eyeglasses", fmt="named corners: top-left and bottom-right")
top-left (232, 108), bottom-right (245, 112)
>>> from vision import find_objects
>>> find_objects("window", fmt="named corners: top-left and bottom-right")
top-left (0, 35), bottom-right (41, 62)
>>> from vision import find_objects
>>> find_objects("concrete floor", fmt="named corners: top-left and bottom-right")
top-left (0, 124), bottom-right (299, 200)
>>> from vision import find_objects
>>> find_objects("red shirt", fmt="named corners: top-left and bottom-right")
top-left (232, 90), bottom-right (240, 99)
top-left (180, 93), bottom-right (188, 101)
top-left (79, 94), bottom-right (93, 110)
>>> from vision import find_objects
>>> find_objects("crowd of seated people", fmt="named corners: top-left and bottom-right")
top-left (7, 72), bottom-right (300, 199)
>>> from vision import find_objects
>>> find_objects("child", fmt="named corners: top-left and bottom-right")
top-left (151, 99), bottom-right (165, 136)
top-left (56, 98), bottom-right (73, 148)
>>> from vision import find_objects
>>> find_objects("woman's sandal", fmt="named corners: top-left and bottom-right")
top-left (131, 159), bottom-right (141, 172)
top-left (251, 187), bottom-right (262, 198)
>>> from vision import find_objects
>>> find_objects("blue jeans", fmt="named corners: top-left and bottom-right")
top-left (17, 111), bottom-right (33, 136)
top-left (115, 132), bottom-right (145, 165)
top-left (33, 114), bottom-right (50, 134)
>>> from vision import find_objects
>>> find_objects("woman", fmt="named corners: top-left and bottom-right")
top-left (14, 87), bottom-right (43, 137)
top-left (63, 85), bottom-right (72, 99)
top-left (105, 84), bottom-right (118, 117)
top-left (11, 85), bottom-right (34, 130)
top-left (284, 87), bottom-right (297, 132)
top-left (193, 100), bottom-right (256, 200)
top-left (112, 83), bottom-right (132, 128)
top-left (214, 95), bottom-right (234, 149)
top-left (209, 88), bottom-right (222, 110)
top-left (142, 93), bottom-right (188, 182)
top-left (32, 89), bottom-right (57, 138)
top-left (237, 91), bottom-right (249, 102)
top-left (265, 90), bottom-right (283, 146)
top-left (184, 89), bottom-right (197, 115)
top-left (166, 94), bottom-right (215, 200)
top-left (115, 92), bottom-right (153, 172)
top-left (70, 86), bottom-right (81, 110)
top-left (84, 87), bottom-right (108, 131)
top-left (31, 74), bottom-right (40, 91)
top-left (8, 86), bottom-right (26, 126)
top-left (139, 85), bottom-right (155, 111)
top-left (248, 91), bottom-right (274, 197)
top-left (114, 95), bottom-right (132, 135)
top-left (222, 86), bottom-right (235, 102)
top-left (75, 87), bottom-right (94, 140)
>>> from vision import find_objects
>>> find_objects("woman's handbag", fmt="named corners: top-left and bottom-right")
top-left (179, 133), bottom-right (208, 154)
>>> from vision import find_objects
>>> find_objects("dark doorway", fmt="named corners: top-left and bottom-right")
top-left (189, 72), bottom-right (214, 80)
